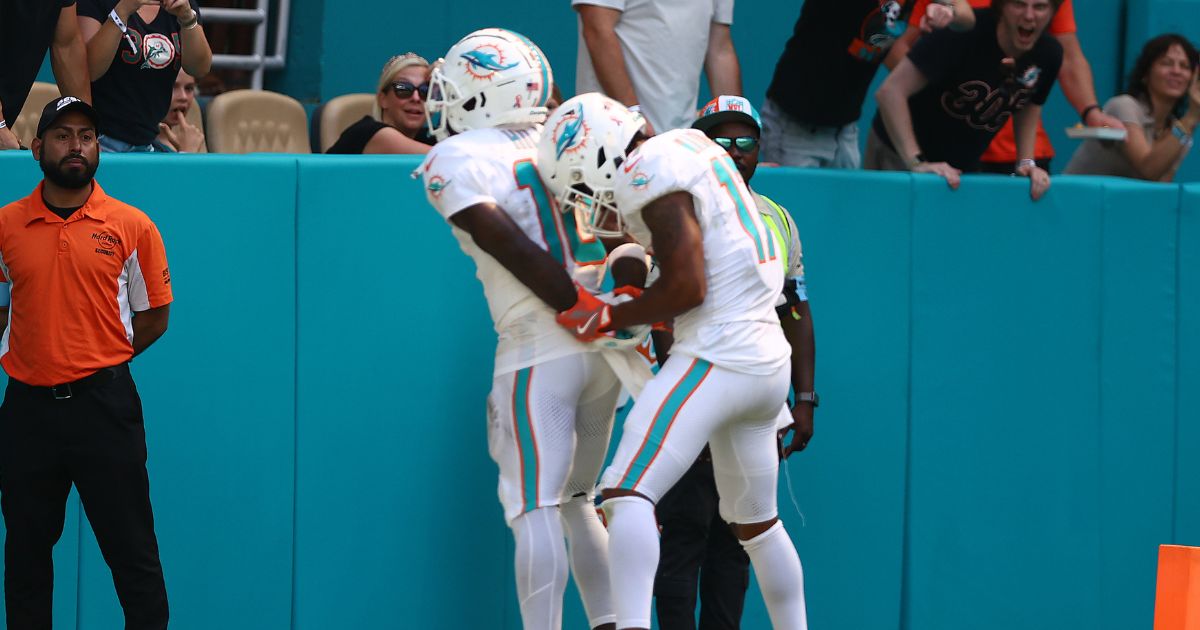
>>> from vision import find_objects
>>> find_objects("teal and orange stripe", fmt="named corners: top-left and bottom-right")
top-left (617, 358), bottom-right (714, 491)
top-left (712, 157), bottom-right (768, 263)
top-left (512, 367), bottom-right (540, 513)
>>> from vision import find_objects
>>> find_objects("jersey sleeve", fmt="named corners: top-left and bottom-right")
top-left (128, 218), bottom-right (173, 311)
top-left (1049, 0), bottom-right (1075, 35)
top-left (712, 0), bottom-right (734, 25)
top-left (419, 140), bottom-right (502, 221)
top-left (572, 0), bottom-right (626, 10)
top-left (613, 133), bottom-right (708, 219)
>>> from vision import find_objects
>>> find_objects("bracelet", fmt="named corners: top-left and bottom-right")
top-left (1016, 158), bottom-right (1037, 173)
top-left (109, 9), bottom-right (139, 55)
top-left (0, 120), bottom-right (7, 130)
top-left (1172, 121), bottom-right (1194, 147)
top-left (1079, 104), bottom-right (1101, 124)
top-left (907, 153), bottom-right (926, 169)
top-left (180, 11), bottom-right (200, 29)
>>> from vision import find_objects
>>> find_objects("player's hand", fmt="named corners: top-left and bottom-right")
top-left (0, 126), bottom-right (20, 151)
top-left (778, 403), bottom-right (814, 458)
top-left (921, 2), bottom-right (954, 32)
top-left (556, 284), bottom-right (612, 342)
top-left (612, 285), bottom-right (643, 300)
top-left (913, 160), bottom-right (962, 190)
top-left (1017, 163), bottom-right (1051, 201)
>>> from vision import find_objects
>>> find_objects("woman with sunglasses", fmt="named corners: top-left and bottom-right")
top-left (327, 53), bottom-right (434, 154)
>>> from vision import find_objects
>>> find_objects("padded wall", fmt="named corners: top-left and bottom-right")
top-left (0, 152), bottom-right (1196, 629)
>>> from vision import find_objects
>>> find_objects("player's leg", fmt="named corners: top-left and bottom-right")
top-left (597, 357), bottom-right (734, 630)
top-left (707, 368), bottom-right (807, 630)
top-left (488, 355), bottom-right (589, 630)
top-left (654, 455), bottom-right (720, 630)
top-left (560, 355), bottom-right (622, 630)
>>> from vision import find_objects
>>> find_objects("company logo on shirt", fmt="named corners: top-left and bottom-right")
top-left (630, 172), bottom-right (654, 190)
top-left (1018, 65), bottom-right (1042, 88)
top-left (91, 232), bottom-right (121, 249)
top-left (941, 80), bottom-right (1034, 132)
top-left (142, 33), bottom-right (176, 70)
top-left (427, 175), bottom-right (451, 198)
top-left (848, 1), bottom-right (908, 62)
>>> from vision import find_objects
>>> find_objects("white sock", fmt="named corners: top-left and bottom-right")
top-left (601, 496), bottom-right (658, 629)
top-left (512, 507), bottom-right (569, 630)
top-left (561, 496), bottom-right (615, 628)
top-left (740, 520), bottom-right (808, 630)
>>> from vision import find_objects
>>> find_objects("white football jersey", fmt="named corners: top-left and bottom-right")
top-left (613, 129), bottom-right (789, 375)
top-left (418, 125), bottom-right (609, 375)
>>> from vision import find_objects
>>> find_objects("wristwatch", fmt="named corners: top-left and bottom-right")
top-left (796, 391), bottom-right (820, 408)
top-left (907, 153), bottom-right (926, 170)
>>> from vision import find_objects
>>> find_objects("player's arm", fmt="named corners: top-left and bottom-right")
top-left (1013, 105), bottom-right (1050, 201)
top-left (704, 22), bottom-right (742, 97)
top-left (875, 59), bottom-right (961, 188)
top-left (52, 3), bottom-right (92, 103)
top-left (1056, 33), bottom-right (1123, 129)
top-left (132, 303), bottom-right (170, 356)
top-left (605, 191), bottom-right (706, 330)
top-left (451, 203), bottom-right (578, 312)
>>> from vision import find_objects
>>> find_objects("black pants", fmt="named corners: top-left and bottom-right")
top-left (0, 364), bottom-right (168, 630)
top-left (654, 455), bottom-right (750, 630)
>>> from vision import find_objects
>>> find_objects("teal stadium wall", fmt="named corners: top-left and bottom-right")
top-left (0, 150), bottom-right (1198, 629)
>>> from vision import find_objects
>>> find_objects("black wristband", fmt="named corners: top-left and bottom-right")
top-left (1080, 104), bottom-right (1100, 124)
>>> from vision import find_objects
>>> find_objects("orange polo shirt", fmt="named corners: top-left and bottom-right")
top-left (908, 0), bottom-right (1077, 162)
top-left (0, 182), bottom-right (173, 386)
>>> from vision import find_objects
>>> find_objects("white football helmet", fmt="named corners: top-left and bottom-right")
top-left (424, 28), bottom-right (553, 141)
top-left (537, 92), bottom-right (646, 238)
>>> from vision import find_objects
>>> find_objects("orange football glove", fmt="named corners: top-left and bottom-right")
top-left (557, 284), bottom-right (612, 342)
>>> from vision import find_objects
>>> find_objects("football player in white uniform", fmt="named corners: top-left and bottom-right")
top-left (540, 93), bottom-right (809, 630)
top-left (417, 29), bottom-right (643, 630)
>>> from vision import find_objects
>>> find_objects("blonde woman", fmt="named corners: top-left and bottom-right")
top-left (327, 53), bottom-right (433, 154)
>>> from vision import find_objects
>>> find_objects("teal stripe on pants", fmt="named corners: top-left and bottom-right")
top-left (513, 367), bottom-right (539, 513)
top-left (618, 358), bottom-right (713, 490)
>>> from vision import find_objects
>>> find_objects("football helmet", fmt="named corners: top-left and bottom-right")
top-left (537, 92), bottom-right (646, 239)
top-left (424, 28), bottom-right (553, 141)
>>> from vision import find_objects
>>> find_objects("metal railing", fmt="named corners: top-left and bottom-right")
top-left (205, 0), bottom-right (291, 89)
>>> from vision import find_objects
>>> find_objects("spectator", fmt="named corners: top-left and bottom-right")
top-left (327, 53), bottom-right (433, 155)
top-left (547, 83), bottom-right (565, 113)
top-left (0, 96), bottom-right (173, 630)
top-left (870, 0), bottom-right (1063, 200)
top-left (154, 68), bottom-right (205, 152)
top-left (888, 0), bottom-right (1125, 172)
top-left (762, 0), bottom-right (974, 169)
top-left (0, 0), bottom-right (91, 150)
top-left (652, 95), bottom-right (817, 630)
top-left (1065, 35), bottom-right (1199, 181)
top-left (77, 0), bottom-right (212, 152)
top-left (574, 0), bottom-right (741, 134)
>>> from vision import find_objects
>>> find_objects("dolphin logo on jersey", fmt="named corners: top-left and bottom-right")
top-left (1018, 65), bottom-right (1042, 88)
top-left (630, 172), bottom-right (654, 190)
top-left (427, 175), bottom-right (451, 198)
top-left (461, 46), bottom-right (519, 79)
top-left (555, 107), bottom-right (585, 158)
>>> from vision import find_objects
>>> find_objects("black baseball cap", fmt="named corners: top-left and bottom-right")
top-left (36, 97), bottom-right (101, 139)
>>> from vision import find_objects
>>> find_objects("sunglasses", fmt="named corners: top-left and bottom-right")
top-left (712, 136), bottom-right (759, 151)
top-left (390, 81), bottom-right (430, 100)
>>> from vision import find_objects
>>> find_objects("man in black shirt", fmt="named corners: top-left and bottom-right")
top-left (0, 0), bottom-right (91, 149)
top-left (870, 0), bottom-right (1064, 200)
top-left (761, 0), bottom-right (974, 168)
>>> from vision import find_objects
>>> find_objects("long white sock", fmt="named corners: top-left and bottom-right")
top-left (512, 507), bottom-right (569, 630)
top-left (740, 520), bottom-right (808, 630)
top-left (561, 496), bottom-right (615, 628)
top-left (601, 496), bottom-right (658, 629)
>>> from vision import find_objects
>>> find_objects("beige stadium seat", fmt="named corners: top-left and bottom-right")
top-left (185, 97), bottom-right (207, 153)
top-left (205, 89), bottom-right (310, 154)
top-left (316, 93), bottom-right (374, 152)
top-left (12, 82), bottom-right (62, 148)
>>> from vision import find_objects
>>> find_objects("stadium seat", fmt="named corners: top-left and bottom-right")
top-left (313, 93), bottom-right (374, 153)
top-left (12, 82), bottom-right (62, 148)
top-left (205, 89), bottom-right (310, 154)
